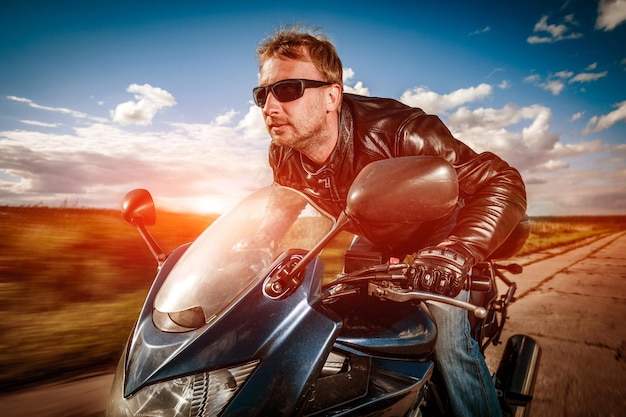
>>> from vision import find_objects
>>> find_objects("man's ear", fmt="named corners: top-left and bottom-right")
top-left (326, 84), bottom-right (342, 112)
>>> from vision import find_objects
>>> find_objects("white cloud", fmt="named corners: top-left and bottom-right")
top-left (448, 104), bottom-right (559, 157)
top-left (596, 0), bottom-right (626, 30)
top-left (111, 83), bottom-right (177, 126)
top-left (527, 15), bottom-right (583, 43)
top-left (1, 102), bottom-right (271, 212)
top-left (398, 88), bottom-right (605, 182)
top-left (524, 73), bottom-right (568, 95)
top-left (525, 67), bottom-right (607, 95)
top-left (570, 111), bottom-right (585, 121)
top-left (343, 67), bottom-right (370, 96)
top-left (20, 120), bottom-right (59, 128)
top-left (521, 106), bottom-right (558, 150)
top-left (399, 83), bottom-right (492, 114)
top-left (530, 159), bottom-right (570, 172)
top-left (486, 67), bottom-right (504, 80)
top-left (524, 151), bottom-right (626, 215)
top-left (7, 95), bottom-right (107, 122)
top-left (569, 71), bottom-right (608, 83)
top-left (468, 26), bottom-right (490, 36)
top-left (237, 103), bottom-right (269, 141)
top-left (213, 109), bottom-right (239, 126)
top-left (343, 68), bottom-right (356, 83)
top-left (554, 70), bottom-right (574, 79)
top-left (344, 81), bottom-right (370, 96)
top-left (444, 102), bottom-right (607, 175)
top-left (583, 100), bottom-right (626, 134)
top-left (524, 74), bottom-right (540, 83)
top-left (542, 80), bottom-right (566, 95)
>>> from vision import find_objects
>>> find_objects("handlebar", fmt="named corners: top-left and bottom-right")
top-left (322, 263), bottom-right (498, 318)
top-left (323, 260), bottom-right (522, 318)
top-left (324, 263), bottom-right (521, 319)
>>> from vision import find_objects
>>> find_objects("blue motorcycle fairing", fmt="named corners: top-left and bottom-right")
top-left (123, 242), bottom-right (193, 397)
top-left (330, 293), bottom-right (437, 359)
top-left (123, 250), bottom-right (343, 415)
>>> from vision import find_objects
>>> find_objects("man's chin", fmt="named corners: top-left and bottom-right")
top-left (269, 134), bottom-right (293, 147)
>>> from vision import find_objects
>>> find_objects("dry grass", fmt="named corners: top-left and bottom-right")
top-left (518, 216), bottom-right (626, 255)
top-left (0, 206), bottom-right (213, 390)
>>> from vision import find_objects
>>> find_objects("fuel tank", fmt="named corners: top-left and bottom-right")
top-left (327, 293), bottom-right (437, 359)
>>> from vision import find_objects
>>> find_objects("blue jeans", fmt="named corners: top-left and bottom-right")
top-left (428, 293), bottom-right (503, 417)
top-left (348, 235), bottom-right (502, 417)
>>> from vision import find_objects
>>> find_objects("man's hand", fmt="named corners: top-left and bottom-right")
top-left (406, 245), bottom-right (473, 297)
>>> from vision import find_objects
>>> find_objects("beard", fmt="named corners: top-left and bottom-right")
top-left (266, 115), bottom-right (327, 156)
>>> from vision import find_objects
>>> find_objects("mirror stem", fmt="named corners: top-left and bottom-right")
top-left (287, 212), bottom-right (351, 278)
top-left (131, 217), bottom-right (167, 263)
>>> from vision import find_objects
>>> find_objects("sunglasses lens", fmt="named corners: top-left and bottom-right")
top-left (253, 79), bottom-right (326, 107)
top-left (253, 87), bottom-right (267, 107)
top-left (272, 80), bottom-right (304, 103)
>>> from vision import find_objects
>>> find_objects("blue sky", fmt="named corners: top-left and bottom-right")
top-left (1, 0), bottom-right (625, 215)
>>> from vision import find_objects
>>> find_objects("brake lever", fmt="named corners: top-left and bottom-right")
top-left (368, 282), bottom-right (487, 319)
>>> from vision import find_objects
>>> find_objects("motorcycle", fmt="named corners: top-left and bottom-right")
top-left (107, 156), bottom-right (540, 417)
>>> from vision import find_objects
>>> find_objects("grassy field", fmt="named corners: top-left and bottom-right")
top-left (1, 206), bottom-right (624, 391)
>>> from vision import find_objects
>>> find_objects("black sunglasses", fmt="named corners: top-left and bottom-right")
top-left (253, 78), bottom-right (333, 107)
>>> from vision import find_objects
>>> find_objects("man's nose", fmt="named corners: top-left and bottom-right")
top-left (262, 90), bottom-right (281, 113)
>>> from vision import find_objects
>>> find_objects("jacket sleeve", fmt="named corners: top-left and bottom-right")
top-left (399, 113), bottom-right (527, 262)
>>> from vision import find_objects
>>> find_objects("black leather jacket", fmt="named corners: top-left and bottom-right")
top-left (269, 93), bottom-right (527, 262)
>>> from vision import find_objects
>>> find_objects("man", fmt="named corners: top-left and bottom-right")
top-left (253, 25), bottom-right (526, 417)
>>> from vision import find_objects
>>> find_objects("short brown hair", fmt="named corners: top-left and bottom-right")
top-left (257, 24), bottom-right (343, 87)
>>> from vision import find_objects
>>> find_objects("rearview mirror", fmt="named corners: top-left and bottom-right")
top-left (121, 189), bottom-right (166, 263)
top-left (345, 156), bottom-right (459, 247)
top-left (121, 189), bottom-right (157, 226)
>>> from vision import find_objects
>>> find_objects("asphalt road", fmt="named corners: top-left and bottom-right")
top-left (486, 230), bottom-right (626, 417)
top-left (1, 231), bottom-right (625, 416)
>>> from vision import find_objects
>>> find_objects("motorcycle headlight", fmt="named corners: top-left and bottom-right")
top-left (109, 360), bottom-right (259, 417)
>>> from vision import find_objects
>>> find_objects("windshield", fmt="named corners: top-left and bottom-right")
top-left (154, 186), bottom-right (334, 327)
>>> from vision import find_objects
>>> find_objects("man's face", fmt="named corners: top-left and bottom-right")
top-left (258, 56), bottom-right (338, 158)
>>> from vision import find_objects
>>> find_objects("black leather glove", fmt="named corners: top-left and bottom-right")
top-left (407, 245), bottom-right (473, 297)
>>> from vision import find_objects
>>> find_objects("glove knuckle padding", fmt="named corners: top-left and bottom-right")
top-left (409, 245), bottom-right (471, 297)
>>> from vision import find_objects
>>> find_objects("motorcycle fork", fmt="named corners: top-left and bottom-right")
top-left (472, 261), bottom-right (518, 354)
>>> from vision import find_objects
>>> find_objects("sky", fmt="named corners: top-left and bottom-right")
top-left (1, 0), bottom-right (625, 216)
